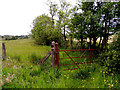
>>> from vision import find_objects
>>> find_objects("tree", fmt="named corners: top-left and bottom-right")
top-left (76, 2), bottom-right (95, 48)
top-left (31, 14), bottom-right (62, 45)
top-left (47, 0), bottom-right (58, 29)
top-left (74, 1), bottom-right (119, 50)
top-left (113, 2), bottom-right (120, 32)
top-left (70, 12), bottom-right (86, 48)
top-left (57, 0), bottom-right (71, 48)
top-left (68, 5), bottom-right (79, 49)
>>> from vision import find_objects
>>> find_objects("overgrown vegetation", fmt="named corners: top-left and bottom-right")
top-left (1, 39), bottom-right (120, 88)
top-left (1, 0), bottom-right (120, 89)
top-left (100, 32), bottom-right (120, 74)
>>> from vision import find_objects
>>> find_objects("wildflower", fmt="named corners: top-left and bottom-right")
top-left (108, 83), bottom-right (110, 86)
top-left (111, 84), bottom-right (113, 87)
top-left (82, 85), bottom-right (84, 88)
top-left (64, 75), bottom-right (66, 77)
top-left (67, 77), bottom-right (69, 79)
top-left (8, 73), bottom-right (10, 76)
top-left (116, 80), bottom-right (118, 82)
top-left (5, 77), bottom-right (10, 82)
top-left (13, 65), bottom-right (16, 69)
top-left (104, 79), bottom-right (106, 82)
top-left (1, 80), bottom-right (4, 85)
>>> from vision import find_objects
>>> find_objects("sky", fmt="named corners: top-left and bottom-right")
top-left (0, 0), bottom-right (77, 35)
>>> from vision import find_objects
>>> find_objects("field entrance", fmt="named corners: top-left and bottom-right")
top-left (55, 43), bottom-right (98, 70)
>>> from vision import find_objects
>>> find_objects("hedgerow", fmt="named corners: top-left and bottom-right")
top-left (100, 32), bottom-right (120, 74)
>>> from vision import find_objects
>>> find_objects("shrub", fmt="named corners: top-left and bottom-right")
top-left (99, 32), bottom-right (120, 74)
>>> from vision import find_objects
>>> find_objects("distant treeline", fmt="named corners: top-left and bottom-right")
top-left (1, 35), bottom-right (30, 40)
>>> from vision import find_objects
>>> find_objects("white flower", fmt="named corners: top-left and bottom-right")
top-left (111, 84), bottom-right (113, 87)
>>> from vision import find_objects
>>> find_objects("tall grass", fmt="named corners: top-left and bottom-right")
top-left (1, 39), bottom-right (120, 88)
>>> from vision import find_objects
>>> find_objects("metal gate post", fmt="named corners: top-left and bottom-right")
top-left (55, 42), bottom-right (59, 69)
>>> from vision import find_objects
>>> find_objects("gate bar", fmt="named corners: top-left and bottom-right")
top-left (60, 61), bottom-right (91, 66)
top-left (59, 49), bottom-right (97, 52)
top-left (64, 51), bottom-right (80, 69)
top-left (59, 55), bottom-right (97, 59)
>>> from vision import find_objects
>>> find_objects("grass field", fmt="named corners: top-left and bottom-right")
top-left (4, 39), bottom-right (51, 62)
top-left (1, 39), bottom-right (120, 88)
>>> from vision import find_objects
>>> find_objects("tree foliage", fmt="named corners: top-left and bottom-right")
top-left (99, 32), bottom-right (120, 74)
top-left (31, 14), bottom-right (62, 45)
top-left (31, 1), bottom-right (119, 50)
top-left (70, 2), bottom-right (120, 49)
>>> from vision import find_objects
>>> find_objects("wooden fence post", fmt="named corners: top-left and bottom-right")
top-left (2, 42), bottom-right (6, 60)
top-left (55, 42), bottom-right (59, 69)
top-left (51, 41), bottom-right (55, 67)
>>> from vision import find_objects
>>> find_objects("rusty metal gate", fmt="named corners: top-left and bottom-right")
top-left (55, 43), bottom-right (98, 70)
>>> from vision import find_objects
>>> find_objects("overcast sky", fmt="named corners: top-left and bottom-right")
top-left (0, 0), bottom-right (77, 35)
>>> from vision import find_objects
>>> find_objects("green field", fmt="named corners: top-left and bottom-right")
top-left (1, 39), bottom-right (120, 88)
